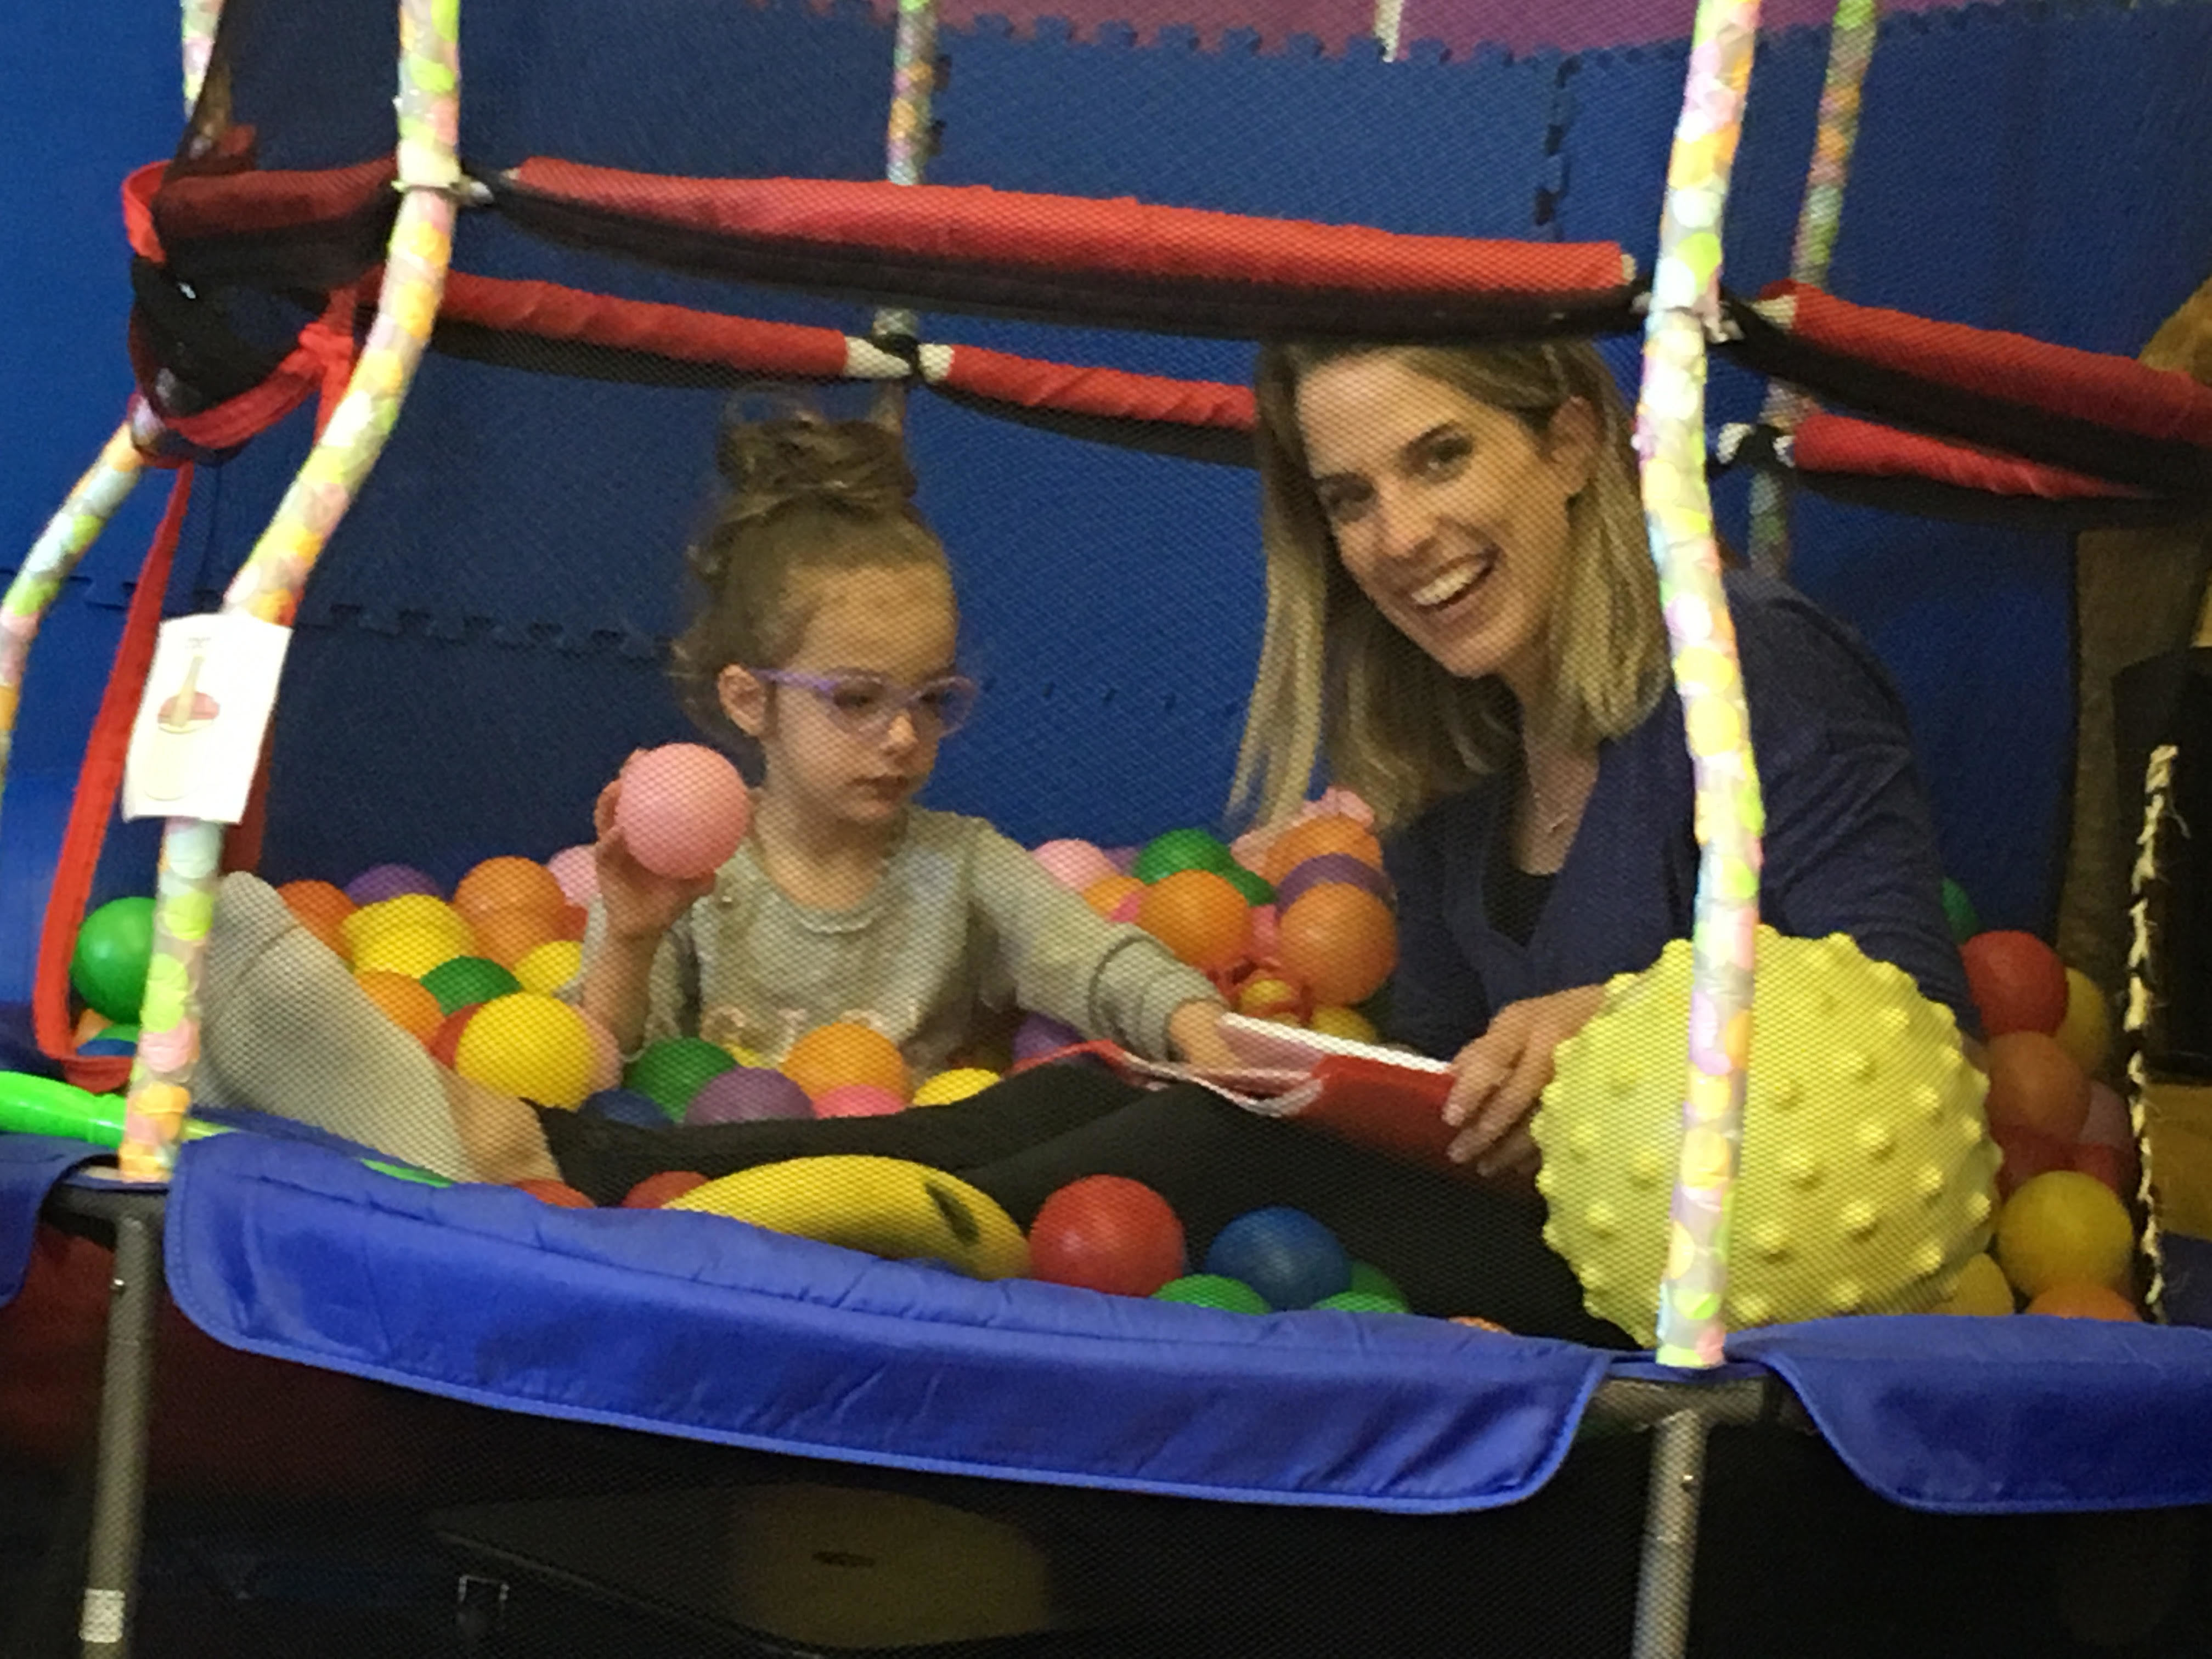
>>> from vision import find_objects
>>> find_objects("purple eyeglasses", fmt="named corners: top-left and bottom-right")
top-left (748, 669), bottom-right (980, 738)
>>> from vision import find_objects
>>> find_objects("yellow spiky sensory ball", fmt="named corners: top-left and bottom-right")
top-left (1532, 929), bottom-right (2000, 1346)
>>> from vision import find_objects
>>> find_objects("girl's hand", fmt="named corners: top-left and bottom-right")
top-left (1443, 985), bottom-right (1606, 1178)
top-left (1167, 1000), bottom-right (1239, 1069)
top-left (592, 763), bottom-right (716, 944)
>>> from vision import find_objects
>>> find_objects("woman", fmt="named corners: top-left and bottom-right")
top-left (1233, 338), bottom-right (1974, 1183)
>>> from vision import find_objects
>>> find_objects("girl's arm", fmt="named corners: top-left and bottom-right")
top-left (578, 768), bottom-right (713, 1053)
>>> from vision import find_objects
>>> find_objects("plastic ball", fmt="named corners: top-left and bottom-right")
top-left (1136, 869), bottom-right (1251, 974)
top-left (1081, 874), bottom-right (1145, 920)
top-left (1940, 878), bottom-right (1979, 945)
top-left (1032, 839), bottom-right (1119, 891)
top-left (1132, 828), bottom-right (1238, 884)
top-left (1310, 1290), bottom-right (1408, 1314)
top-left (453, 856), bottom-right (566, 924)
top-left (74, 1009), bottom-right (111, 1043)
top-left (1274, 853), bottom-right (1392, 916)
top-left (1247, 904), bottom-right (1279, 961)
top-left (1012, 1013), bottom-right (1089, 1066)
top-left (1262, 816), bottom-right (1383, 885)
top-left (1534, 928), bottom-right (2000, 1346)
top-left (71, 897), bottom-right (155, 1024)
top-left (614, 743), bottom-right (751, 879)
top-left (514, 940), bottom-right (583, 995)
top-left (1108, 889), bottom-right (1144, 925)
top-left (1204, 1207), bottom-right (1351, 1311)
top-left (1151, 1274), bottom-right (1270, 1314)
top-left (1276, 885), bottom-right (1396, 1008)
top-left (276, 879), bottom-right (355, 955)
top-left (1961, 930), bottom-right (2068, 1038)
top-left (686, 1066), bottom-right (811, 1125)
top-left (623, 1170), bottom-right (709, 1209)
top-left (345, 864), bottom-right (441, 905)
top-left (421, 956), bottom-right (522, 1017)
top-left (1027, 1176), bottom-right (1187, 1297)
top-left (1994, 1123), bottom-right (2074, 1200)
top-left (343, 895), bottom-right (472, 963)
top-left (427, 1005), bottom-right (478, 1068)
top-left (1221, 865), bottom-right (1274, 907)
top-left (515, 1178), bottom-right (595, 1209)
top-left (625, 1037), bottom-right (738, 1118)
top-left (1985, 1031), bottom-right (2091, 1143)
top-left (1236, 975), bottom-right (1305, 1023)
top-left (1346, 1261), bottom-right (1406, 1304)
top-left (2053, 968), bottom-right (2113, 1076)
top-left (1310, 1006), bottom-right (1380, 1045)
top-left (1932, 1253), bottom-right (2015, 1316)
top-left (1995, 1171), bottom-right (2135, 1299)
top-left (78, 1036), bottom-right (138, 1059)
top-left (584, 1088), bottom-right (675, 1129)
top-left (468, 907), bottom-right (562, 970)
top-left (912, 1068), bottom-right (1000, 1107)
top-left (356, 970), bottom-right (444, 1042)
top-left (555, 904), bottom-right (589, 941)
top-left (813, 1084), bottom-right (907, 1119)
top-left (1450, 1316), bottom-right (1510, 1333)
top-left (546, 844), bottom-right (599, 908)
top-left (455, 993), bottom-right (597, 1109)
top-left (2024, 1281), bottom-right (2141, 1321)
top-left (782, 1021), bottom-right (910, 1103)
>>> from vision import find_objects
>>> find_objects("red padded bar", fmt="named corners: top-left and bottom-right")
top-left (153, 157), bottom-right (398, 241)
top-left (1793, 411), bottom-right (2148, 501)
top-left (438, 272), bottom-right (854, 377)
top-left (936, 345), bottom-right (1255, 429)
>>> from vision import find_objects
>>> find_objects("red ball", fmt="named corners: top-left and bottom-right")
top-left (1960, 931), bottom-right (2068, 1039)
top-left (1993, 1122), bottom-right (2073, 1200)
top-left (1027, 1176), bottom-right (1187, 1298)
top-left (622, 1170), bottom-right (709, 1209)
top-left (2070, 1142), bottom-right (2136, 1200)
top-left (428, 1003), bottom-right (481, 1069)
top-left (515, 1177), bottom-right (596, 1209)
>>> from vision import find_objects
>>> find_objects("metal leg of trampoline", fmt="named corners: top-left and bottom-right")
top-left (76, 1204), bottom-right (163, 1659)
top-left (1630, 1407), bottom-right (1714, 1659)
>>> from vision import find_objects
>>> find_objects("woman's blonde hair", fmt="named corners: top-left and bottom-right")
top-left (669, 407), bottom-right (949, 755)
top-left (1231, 340), bottom-right (1667, 832)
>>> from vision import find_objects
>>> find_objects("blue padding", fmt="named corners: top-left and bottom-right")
top-left (1736, 1317), bottom-right (2212, 1515)
top-left (0, 1134), bottom-right (112, 1307)
top-left (165, 1131), bottom-right (1612, 1513)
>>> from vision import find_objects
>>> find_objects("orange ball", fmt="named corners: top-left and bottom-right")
top-left (1082, 874), bottom-right (1146, 919)
top-left (453, 857), bottom-right (567, 925)
top-left (355, 970), bottom-right (443, 1042)
top-left (1136, 869), bottom-right (1251, 973)
top-left (469, 906), bottom-right (563, 970)
top-left (278, 879), bottom-right (356, 957)
top-left (1276, 884), bottom-right (1396, 1008)
top-left (2024, 1281), bottom-right (2141, 1322)
top-left (1985, 1031), bottom-right (2092, 1143)
top-left (556, 903), bottom-right (590, 942)
top-left (1262, 816), bottom-right (1384, 887)
top-left (781, 1020), bottom-right (910, 1103)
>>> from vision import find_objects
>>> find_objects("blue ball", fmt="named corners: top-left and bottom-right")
top-left (1203, 1207), bottom-right (1351, 1312)
top-left (77, 1037), bottom-right (139, 1059)
top-left (582, 1088), bottom-right (673, 1130)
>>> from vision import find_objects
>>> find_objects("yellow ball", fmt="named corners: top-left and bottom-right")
top-left (1308, 1006), bottom-right (1379, 1044)
top-left (349, 923), bottom-right (467, 980)
top-left (912, 1067), bottom-right (1000, 1107)
top-left (453, 992), bottom-right (595, 1109)
top-left (1995, 1170), bottom-right (2136, 1299)
top-left (512, 939), bottom-right (583, 994)
top-left (2053, 968), bottom-right (2112, 1076)
top-left (341, 894), bottom-right (472, 961)
top-left (1933, 1252), bottom-right (2015, 1316)
top-left (1532, 928), bottom-right (1999, 1346)
top-left (721, 1042), bottom-right (766, 1068)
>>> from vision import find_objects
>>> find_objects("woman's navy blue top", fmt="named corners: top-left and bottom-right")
top-left (1382, 571), bottom-right (1977, 1058)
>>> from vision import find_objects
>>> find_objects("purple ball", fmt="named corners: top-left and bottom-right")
top-left (1012, 1013), bottom-right (1093, 1066)
top-left (1104, 846), bottom-right (1139, 875)
top-left (685, 1065), bottom-right (811, 1126)
top-left (1274, 852), bottom-right (1393, 916)
top-left (346, 862), bottom-right (443, 905)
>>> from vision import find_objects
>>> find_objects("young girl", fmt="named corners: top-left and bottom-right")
top-left (198, 411), bottom-right (1236, 1191)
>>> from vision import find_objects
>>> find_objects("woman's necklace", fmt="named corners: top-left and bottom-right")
top-left (1522, 748), bottom-right (1597, 848)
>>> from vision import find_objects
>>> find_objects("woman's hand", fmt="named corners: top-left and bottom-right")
top-left (592, 761), bottom-right (716, 944)
top-left (1443, 984), bottom-right (1606, 1177)
top-left (1167, 1000), bottom-right (1240, 1069)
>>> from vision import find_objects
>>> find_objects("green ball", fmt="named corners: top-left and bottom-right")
top-left (624, 1037), bottom-right (737, 1120)
top-left (1941, 878), bottom-right (1979, 945)
top-left (360, 1158), bottom-right (455, 1188)
top-left (1345, 1261), bottom-right (1406, 1305)
top-left (420, 956), bottom-right (521, 1015)
top-left (71, 898), bottom-right (156, 1024)
top-left (1151, 1273), bottom-right (1270, 1314)
top-left (1311, 1289), bottom-right (1410, 1314)
top-left (1222, 865), bottom-right (1274, 907)
top-left (1132, 828), bottom-right (1237, 884)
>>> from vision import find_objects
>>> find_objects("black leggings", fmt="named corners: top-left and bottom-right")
top-left (538, 1063), bottom-right (1633, 1347)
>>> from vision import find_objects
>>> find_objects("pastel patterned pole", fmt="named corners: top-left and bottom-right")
top-left (1634, 0), bottom-right (1768, 1369)
top-left (0, 402), bottom-right (167, 812)
top-left (872, 0), bottom-right (940, 425)
top-left (1745, 0), bottom-right (1877, 577)
top-left (117, 0), bottom-right (462, 1181)
top-left (183, 0), bottom-right (224, 110)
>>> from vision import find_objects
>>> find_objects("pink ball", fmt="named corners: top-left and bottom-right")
top-left (2081, 1080), bottom-right (2133, 1149)
top-left (1108, 889), bottom-right (1144, 925)
top-left (548, 844), bottom-right (600, 907)
top-left (613, 745), bottom-right (752, 879)
top-left (1248, 904), bottom-right (1279, 960)
top-left (1033, 839), bottom-right (1118, 892)
top-left (812, 1083), bottom-right (907, 1119)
